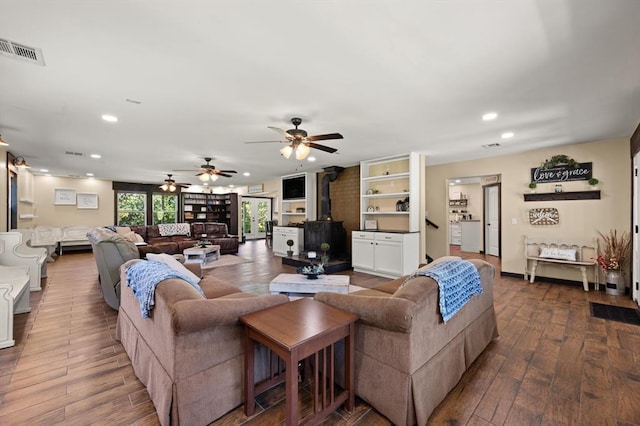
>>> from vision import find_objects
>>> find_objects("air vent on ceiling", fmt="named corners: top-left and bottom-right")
top-left (482, 143), bottom-right (501, 148)
top-left (65, 151), bottom-right (85, 157)
top-left (0, 38), bottom-right (45, 66)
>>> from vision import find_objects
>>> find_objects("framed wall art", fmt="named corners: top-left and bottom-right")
top-left (529, 208), bottom-right (559, 225)
top-left (77, 193), bottom-right (99, 209)
top-left (54, 188), bottom-right (76, 205)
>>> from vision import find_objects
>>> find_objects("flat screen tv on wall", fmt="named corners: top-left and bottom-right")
top-left (282, 176), bottom-right (306, 200)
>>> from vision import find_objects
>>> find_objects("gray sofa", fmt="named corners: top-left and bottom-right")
top-left (87, 227), bottom-right (140, 310)
top-left (314, 258), bottom-right (498, 425)
top-left (116, 259), bottom-right (289, 425)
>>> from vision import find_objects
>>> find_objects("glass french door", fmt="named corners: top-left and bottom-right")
top-left (242, 197), bottom-right (271, 240)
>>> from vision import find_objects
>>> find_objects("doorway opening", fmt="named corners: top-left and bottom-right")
top-left (447, 175), bottom-right (501, 258)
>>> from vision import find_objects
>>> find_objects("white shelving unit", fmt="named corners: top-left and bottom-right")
top-left (355, 153), bottom-right (423, 278)
top-left (280, 172), bottom-right (316, 226)
top-left (359, 153), bottom-right (420, 232)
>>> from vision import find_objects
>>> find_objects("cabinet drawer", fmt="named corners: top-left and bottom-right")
top-left (375, 233), bottom-right (403, 243)
top-left (353, 232), bottom-right (375, 240)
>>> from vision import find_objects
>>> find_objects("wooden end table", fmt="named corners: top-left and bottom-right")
top-left (240, 298), bottom-right (358, 425)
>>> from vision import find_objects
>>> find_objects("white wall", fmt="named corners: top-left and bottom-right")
top-left (31, 176), bottom-right (114, 227)
top-left (426, 138), bottom-right (631, 282)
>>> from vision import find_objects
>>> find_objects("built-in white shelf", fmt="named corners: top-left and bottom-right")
top-left (19, 198), bottom-right (34, 204)
top-left (361, 172), bottom-right (410, 182)
top-left (362, 192), bottom-right (409, 199)
top-left (19, 214), bottom-right (36, 219)
top-left (361, 211), bottom-right (410, 215)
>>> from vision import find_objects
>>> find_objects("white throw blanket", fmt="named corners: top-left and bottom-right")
top-left (158, 223), bottom-right (191, 236)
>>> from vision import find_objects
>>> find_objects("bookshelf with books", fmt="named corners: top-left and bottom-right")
top-left (182, 193), bottom-right (239, 234)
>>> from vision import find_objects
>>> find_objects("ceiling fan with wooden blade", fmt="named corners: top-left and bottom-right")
top-left (173, 157), bottom-right (238, 182)
top-left (245, 117), bottom-right (342, 159)
top-left (159, 174), bottom-right (190, 192)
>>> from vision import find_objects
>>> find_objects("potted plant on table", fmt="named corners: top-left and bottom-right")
top-left (320, 242), bottom-right (330, 265)
top-left (286, 239), bottom-right (294, 257)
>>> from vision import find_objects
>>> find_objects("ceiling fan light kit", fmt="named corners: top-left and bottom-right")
top-left (174, 157), bottom-right (237, 183)
top-left (247, 117), bottom-right (343, 159)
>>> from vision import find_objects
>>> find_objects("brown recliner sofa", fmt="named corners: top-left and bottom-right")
top-left (131, 223), bottom-right (239, 256)
top-left (314, 258), bottom-right (498, 426)
top-left (191, 222), bottom-right (239, 254)
top-left (116, 259), bottom-right (289, 425)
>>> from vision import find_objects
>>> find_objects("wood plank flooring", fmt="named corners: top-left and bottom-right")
top-left (1, 241), bottom-right (639, 425)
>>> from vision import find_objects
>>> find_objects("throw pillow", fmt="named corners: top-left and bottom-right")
top-left (538, 247), bottom-right (577, 261)
top-left (122, 231), bottom-right (145, 243)
top-left (116, 226), bottom-right (132, 235)
top-left (147, 253), bottom-right (201, 284)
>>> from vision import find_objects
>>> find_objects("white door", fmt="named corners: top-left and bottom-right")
top-left (374, 240), bottom-right (403, 276)
top-left (633, 155), bottom-right (639, 305)
top-left (352, 237), bottom-right (375, 270)
top-left (242, 197), bottom-right (272, 240)
top-left (484, 184), bottom-right (500, 257)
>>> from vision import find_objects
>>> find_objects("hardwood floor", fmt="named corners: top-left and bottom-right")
top-left (1, 242), bottom-right (639, 425)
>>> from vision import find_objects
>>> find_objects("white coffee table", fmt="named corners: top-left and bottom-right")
top-left (269, 273), bottom-right (365, 296)
top-left (183, 245), bottom-right (220, 266)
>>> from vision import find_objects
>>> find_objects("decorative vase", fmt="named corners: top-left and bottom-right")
top-left (321, 255), bottom-right (330, 265)
top-left (287, 250), bottom-right (293, 257)
top-left (605, 270), bottom-right (624, 296)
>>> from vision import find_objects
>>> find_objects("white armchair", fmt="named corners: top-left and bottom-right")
top-left (31, 225), bottom-right (62, 262)
top-left (0, 232), bottom-right (47, 292)
top-left (0, 240), bottom-right (31, 349)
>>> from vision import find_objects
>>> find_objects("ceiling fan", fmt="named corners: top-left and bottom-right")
top-left (159, 174), bottom-right (190, 192)
top-left (245, 117), bottom-right (343, 160)
top-left (173, 157), bottom-right (238, 182)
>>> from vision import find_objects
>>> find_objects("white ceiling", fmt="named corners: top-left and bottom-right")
top-left (1, 0), bottom-right (639, 188)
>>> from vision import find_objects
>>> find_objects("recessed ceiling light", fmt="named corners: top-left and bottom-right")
top-left (455, 179), bottom-right (461, 183)
top-left (203, 183), bottom-right (209, 186)
top-left (307, 156), bottom-right (316, 162)
top-left (90, 153), bottom-right (102, 159)
top-left (101, 114), bottom-right (118, 123)
top-left (482, 112), bottom-right (498, 121)
top-left (229, 184), bottom-right (235, 188)
top-left (501, 132), bottom-right (514, 139)
top-left (243, 172), bottom-right (250, 177)
top-left (40, 169), bottom-right (48, 172)
top-left (449, 182), bottom-right (455, 186)
top-left (86, 173), bottom-right (94, 177)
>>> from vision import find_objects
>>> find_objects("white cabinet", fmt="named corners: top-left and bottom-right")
top-left (352, 231), bottom-right (420, 278)
top-left (273, 226), bottom-right (304, 257)
top-left (460, 221), bottom-right (481, 253)
top-left (359, 153), bottom-right (422, 232)
top-left (280, 172), bottom-right (316, 226)
top-left (450, 223), bottom-right (461, 245)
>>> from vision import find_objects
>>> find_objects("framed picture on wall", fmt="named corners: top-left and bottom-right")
top-left (77, 193), bottom-right (99, 209)
top-left (54, 188), bottom-right (76, 205)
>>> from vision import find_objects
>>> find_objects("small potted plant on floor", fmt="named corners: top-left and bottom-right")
top-left (286, 239), bottom-right (294, 257)
top-left (320, 242), bottom-right (330, 264)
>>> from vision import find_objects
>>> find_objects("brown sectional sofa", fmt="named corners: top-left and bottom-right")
top-left (131, 222), bottom-right (239, 256)
top-left (314, 258), bottom-right (498, 425)
top-left (116, 259), bottom-right (289, 425)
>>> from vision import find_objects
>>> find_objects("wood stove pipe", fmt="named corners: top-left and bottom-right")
top-left (320, 166), bottom-right (344, 220)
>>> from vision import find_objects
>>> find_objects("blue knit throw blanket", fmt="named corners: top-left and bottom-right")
top-left (126, 260), bottom-right (204, 318)
top-left (402, 259), bottom-right (483, 323)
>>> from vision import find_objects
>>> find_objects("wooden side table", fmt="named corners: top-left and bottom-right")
top-left (240, 298), bottom-right (358, 425)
